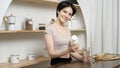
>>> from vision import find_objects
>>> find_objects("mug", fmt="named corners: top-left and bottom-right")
top-left (10, 54), bottom-right (19, 63)
top-left (27, 52), bottom-right (35, 60)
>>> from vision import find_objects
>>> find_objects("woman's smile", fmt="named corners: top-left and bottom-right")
top-left (58, 7), bottom-right (73, 23)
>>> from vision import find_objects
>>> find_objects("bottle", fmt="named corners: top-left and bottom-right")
top-left (71, 35), bottom-right (79, 47)
top-left (25, 18), bottom-right (33, 30)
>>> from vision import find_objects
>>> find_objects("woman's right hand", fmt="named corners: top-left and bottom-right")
top-left (68, 42), bottom-right (79, 53)
top-left (68, 47), bottom-right (76, 53)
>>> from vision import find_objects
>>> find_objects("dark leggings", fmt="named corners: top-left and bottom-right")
top-left (50, 57), bottom-right (72, 65)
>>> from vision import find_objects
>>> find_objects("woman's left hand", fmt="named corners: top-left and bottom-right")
top-left (83, 51), bottom-right (91, 62)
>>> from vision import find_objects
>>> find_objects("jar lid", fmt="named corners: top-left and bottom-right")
top-left (39, 24), bottom-right (45, 25)
top-left (26, 18), bottom-right (32, 20)
top-left (11, 54), bottom-right (19, 56)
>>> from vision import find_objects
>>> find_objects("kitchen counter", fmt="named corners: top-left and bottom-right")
top-left (92, 59), bottom-right (120, 68)
top-left (22, 59), bottom-right (120, 68)
top-left (22, 60), bottom-right (90, 68)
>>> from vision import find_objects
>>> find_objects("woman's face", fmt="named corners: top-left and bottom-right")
top-left (57, 7), bottom-right (73, 24)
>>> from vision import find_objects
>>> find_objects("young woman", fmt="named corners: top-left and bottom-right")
top-left (44, 1), bottom-right (83, 65)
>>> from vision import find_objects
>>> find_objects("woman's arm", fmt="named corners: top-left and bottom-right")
top-left (45, 34), bottom-right (75, 58)
top-left (70, 44), bottom-right (84, 61)
top-left (71, 50), bottom-right (90, 62)
top-left (70, 52), bottom-right (83, 60)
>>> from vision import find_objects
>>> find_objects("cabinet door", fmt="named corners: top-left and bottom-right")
top-left (0, 0), bottom-right (12, 25)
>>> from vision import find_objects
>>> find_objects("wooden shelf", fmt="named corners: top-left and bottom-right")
top-left (18, 0), bottom-right (58, 3)
top-left (0, 29), bottom-right (85, 33)
top-left (0, 30), bottom-right (45, 33)
top-left (71, 29), bottom-right (86, 32)
top-left (17, 0), bottom-right (58, 5)
top-left (17, 30), bottom-right (45, 33)
top-left (17, 0), bottom-right (80, 7)
top-left (0, 56), bottom-right (50, 68)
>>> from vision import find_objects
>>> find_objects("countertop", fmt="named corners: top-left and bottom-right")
top-left (22, 59), bottom-right (120, 68)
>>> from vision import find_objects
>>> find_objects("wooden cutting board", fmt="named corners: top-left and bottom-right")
top-left (92, 53), bottom-right (120, 61)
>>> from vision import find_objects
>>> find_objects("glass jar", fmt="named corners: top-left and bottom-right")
top-left (27, 52), bottom-right (35, 60)
top-left (10, 54), bottom-right (19, 63)
top-left (38, 24), bottom-right (45, 30)
top-left (25, 18), bottom-right (33, 30)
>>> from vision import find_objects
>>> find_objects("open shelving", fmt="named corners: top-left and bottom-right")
top-left (17, 0), bottom-right (80, 7)
top-left (0, 29), bottom-right (86, 33)
top-left (0, 30), bottom-right (45, 33)
top-left (0, 56), bottom-right (50, 68)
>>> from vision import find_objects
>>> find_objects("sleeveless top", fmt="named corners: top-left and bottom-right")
top-left (45, 24), bottom-right (71, 51)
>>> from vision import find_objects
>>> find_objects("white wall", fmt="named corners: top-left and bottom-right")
top-left (2, 1), bottom-right (56, 30)
top-left (0, 0), bottom-right (85, 63)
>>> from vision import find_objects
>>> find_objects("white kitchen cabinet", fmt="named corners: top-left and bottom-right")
top-left (0, 0), bottom-right (86, 67)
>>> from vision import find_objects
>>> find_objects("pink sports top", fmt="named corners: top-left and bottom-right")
top-left (45, 24), bottom-right (71, 51)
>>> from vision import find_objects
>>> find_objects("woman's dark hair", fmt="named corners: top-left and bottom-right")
top-left (56, 1), bottom-right (76, 17)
